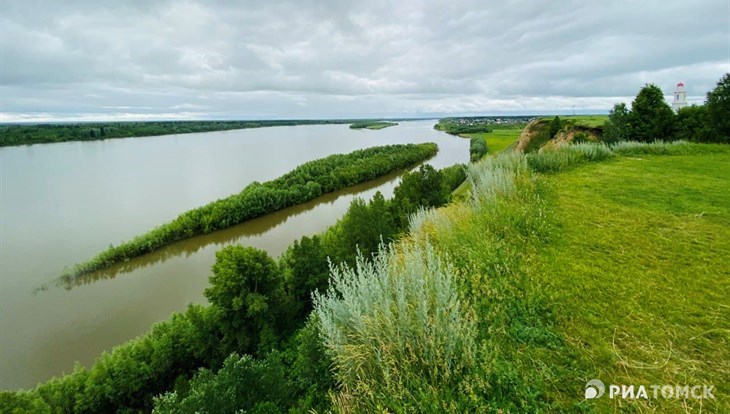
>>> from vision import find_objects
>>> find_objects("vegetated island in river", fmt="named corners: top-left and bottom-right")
top-left (349, 121), bottom-right (398, 130)
top-left (60, 143), bottom-right (438, 281)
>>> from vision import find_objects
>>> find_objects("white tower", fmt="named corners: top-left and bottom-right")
top-left (672, 82), bottom-right (687, 112)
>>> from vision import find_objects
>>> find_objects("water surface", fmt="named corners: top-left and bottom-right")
top-left (0, 121), bottom-right (468, 389)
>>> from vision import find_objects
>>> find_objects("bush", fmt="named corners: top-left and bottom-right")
top-left (469, 136), bottom-right (488, 161)
top-left (313, 242), bottom-right (477, 412)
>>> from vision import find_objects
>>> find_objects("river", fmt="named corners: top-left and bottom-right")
top-left (0, 120), bottom-right (468, 390)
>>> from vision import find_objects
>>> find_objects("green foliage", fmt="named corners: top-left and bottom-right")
top-left (28, 305), bottom-right (223, 413)
top-left (705, 72), bottom-right (730, 143)
top-left (313, 242), bottom-right (477, 413)
top-left (435, 120), bottom-right (494, 135)
top-left (548, 115), bottom-right (562, 138)
top-left (602, 102), bottom-right (631, 143)
top-left (63, 143), bottom-right (438, 279)
top-left (0, 119), bottom-right (363, 147)
top-left (152, 354), bottom-right (292, 414)
top-left (281, 235), bottom-right (329, 316)
top-left (674, 105), bottom-right (712, 142)
top-left (0, 391), bottom-right (51, 414)
top-left (392, 164), bottom-right (448, 227)
top-left (629, 83), bottom-right (676, 141)
top-left (469, 136), bottom-right (487, 161)
top-left (349, 121), bottom-right (398, 130)
top-left (205, 246), bottom-right (283, 354)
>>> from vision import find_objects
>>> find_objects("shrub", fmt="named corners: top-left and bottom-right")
top-left (469, 136), bottom-right (488, 161)
top-left (313, 242), bottom-right (476, 412)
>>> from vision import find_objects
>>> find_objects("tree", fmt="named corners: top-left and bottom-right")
top-left (548, 116), bottom-right (562, 138)
top-left (629, 84), bottom-right (675, 141)
top-left (392, 164), bottom-right (446, 227)
top-left (675, 105), bottom-right (710, 142)
top-left (282, 235), bottom-right (329, 317)
top-left (602, 103), bottom-right (630, 143)
top-left (705, 72), bottom-right (730, 143)
top-left (205, 246), bottom-right (282, 353)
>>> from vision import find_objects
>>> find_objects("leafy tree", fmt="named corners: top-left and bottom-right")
top-left (629, 83), bottom-right (675, 141)
top-left (392, 164), bottom-right (446, 226)
top-left (282, 235), bottom-right (329, 317)
top-left (705, 72), bottom-right (730, 143)
top-left (675, 105), bottom-right (711, 142)
top-left (152, 354), bottom-right (292, 414)
top-left (602, 102), bottom-right (631, 143)
top-left (548, 116), bottom-right (562, 138)
top-left (205, 246), bottom-right (282, 354)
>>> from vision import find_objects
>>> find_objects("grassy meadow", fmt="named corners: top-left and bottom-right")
top-left (384, 142), bottom-right (729, 412)
top-left (462, 125), bottom-right (524, 154)
top-left (551, 114), bottom-right (609, 128)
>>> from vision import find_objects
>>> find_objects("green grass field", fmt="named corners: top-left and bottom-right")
top-left (462, 125), bottom-right (523, 154)
top-left (559, 114), bottom-right (608, 128)
top-left (420, 144), bottom-right (729, 412)
top-left (537, 151), bottom-right (730, 412)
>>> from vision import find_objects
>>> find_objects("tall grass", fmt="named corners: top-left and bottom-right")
top-left (526, 142), bottom-right (613, 173)
top-left (313, 242), bottom-right (476, 413)
top-left (610, 139), bottom-right (695, 155)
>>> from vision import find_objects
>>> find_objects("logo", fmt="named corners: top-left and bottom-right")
top-left (583, 379), bottom-right (715, 400)
top-left (585, 379), bottom-right (605, 399)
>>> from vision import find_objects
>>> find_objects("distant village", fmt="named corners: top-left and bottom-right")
top-left (443, 116), bottom-right (537, 126)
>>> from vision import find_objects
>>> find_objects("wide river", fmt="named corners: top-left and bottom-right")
top-left (0, 120), bottom-right (468, 390)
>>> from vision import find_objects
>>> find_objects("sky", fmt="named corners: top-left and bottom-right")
top-left (1, 0), bottom-right (729, 122)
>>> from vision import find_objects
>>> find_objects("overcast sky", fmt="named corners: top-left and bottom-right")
top-left (1, 0), bottom-right (728, 121)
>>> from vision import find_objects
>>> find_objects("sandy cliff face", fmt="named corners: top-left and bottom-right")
top-left (517, 119), bottom-right (603, 153)
top-left (515, 119), bottom-right (549, 152)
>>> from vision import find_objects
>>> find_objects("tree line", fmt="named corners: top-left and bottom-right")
top-left (62, 144), bottom-right (438, 280)
top-left (0, 119), bottom-right (373, 147)
top-left (348, 121), bottom-right (398, 130)
top-left (0, 162), bottom-right (467, 413)
top-left (435, 120), bottom-right (494, 135)
top-left (603, 73), bottom-right (730, 144)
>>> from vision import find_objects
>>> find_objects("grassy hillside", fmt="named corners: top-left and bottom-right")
top-left (374, 142), bottom-right (729, 412)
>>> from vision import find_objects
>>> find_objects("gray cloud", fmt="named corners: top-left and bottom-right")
top-left (1, 0), bottom-right (728, 121)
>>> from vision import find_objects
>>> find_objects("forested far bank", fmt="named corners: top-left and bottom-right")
top-left (60, 143), bottom-right (438, 280)
top-left (1, 119), bottom-right (408, 147)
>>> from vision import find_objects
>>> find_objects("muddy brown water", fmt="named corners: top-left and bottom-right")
top-left (0, 120), bottom-right (468, 390)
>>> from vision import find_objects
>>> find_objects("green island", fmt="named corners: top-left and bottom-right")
top-left (348, 121), bottom-right (398, 130)
top-left (60, 143), bottom-right (438, 281)
top-left (2, 74), bottom-right (729, 413)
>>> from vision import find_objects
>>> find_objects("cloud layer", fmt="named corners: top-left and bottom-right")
top-left (1, 0), bottom-right (728, 121)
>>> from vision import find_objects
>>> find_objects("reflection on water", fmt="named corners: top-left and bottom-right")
top-left (56, 169), bottom-right (406, 289)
